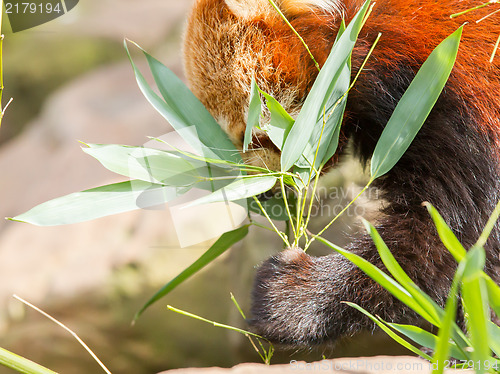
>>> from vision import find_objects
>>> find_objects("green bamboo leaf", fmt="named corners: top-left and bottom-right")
top-left (9, 181), bottom-right (187, 226)
top-left (388, 323), bottom-right (468, 361)
top-left (187, 176), bottom-right (277, 207)
top-left (432, 260), bottom-right (468, 373)
top-left (0, 347), bottom-right (57, 374)
top-left (84, 144), bottom-right (240, 192)
top-left (424, 203), bottom-right (467, 262)
top-left (477, 199), bottom-right (500, 248)
top-left (461, 246), bottom-right (491, 372)
top-left (370, 26), bottom-right (463, 179)
top-left (316, 236), bottom-right (429, 317)
top-left (125, 41), bottom-right (241, 163)
top-left (344, 302), bottom-right (432, 360)
top-left (280, 0), bottom-right (370, 171)
top-left (258, 88), bottom-right (295, 152)
top-left (84, 144), bottom-right (202, 186)
top-left (362, 219), bottom-right (442, 325)
top-left (244, 77), bottom-right (262, 152)
top-left (135, 225), bottom-right (249, 319)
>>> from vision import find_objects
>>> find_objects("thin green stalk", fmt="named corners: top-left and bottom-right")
top-left (361, 2), bottom-right (376, 30)
top-left (303, 168), bottom-right (322, 250)
top-left (230, 293), bottom-right (268, 363)
top-left (490, 34), bottom-right (500, 63)
top-left (301, 108), bottom-right (330, 241)
top-left (230, 293), bottom-right (246, 319)
top-left (476, 199), bottom-right (500, 248)
top-left (295, 189), bottom-right (303, 245)
top-left (267, 0), bottom-right (321, 72)
top-left (279, 176), bottom-right (297, 239)
top-left (167, 305), bottom-right (265, 339)
top-left (450, 0), bottom-right (499, 18)
top-left (252, 196), bottom-right (290, 246)
top-left (250, 220), bottom-right (278, 233)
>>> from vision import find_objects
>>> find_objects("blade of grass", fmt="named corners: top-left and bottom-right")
top-left (461, 246), bottom-right (491, 373)
top-left (432, 260), bottom-right (468, 373)
top-left (387, 323), bottom-right (468, 361)
top-left (363, 219), bottom-right (442, 326)
top-left (484, 275), bottom-right (500, 317)
top-left (424, 203), bottom-right (467, 262)
top-left (344, 302), bottom-right (433, 360)
top-left (487, 322), bottom-right (500, 358)
top-left (0, 347), bottom-right (57, 374)
top-left (315, 236), bottom-right (430, 318)
top-left (134, 225), bottom-right (249, 320)
top-left (476, 199), bottom-right (500, 249)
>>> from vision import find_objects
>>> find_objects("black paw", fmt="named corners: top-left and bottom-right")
top-left (249, 247), bottom-right (337, 346)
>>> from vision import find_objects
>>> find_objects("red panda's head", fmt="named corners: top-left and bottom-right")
top-left (183, 0), bottom-right (345, 170)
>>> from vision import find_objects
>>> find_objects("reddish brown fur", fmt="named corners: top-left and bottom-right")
top-left (184, 0), bottom-right (500, 346)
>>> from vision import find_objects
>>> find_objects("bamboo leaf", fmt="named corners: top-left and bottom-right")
top-left (280, 0), bottom-right (371, 171)
top-left (424, 203), bottom-right (467, 262)
top-left (135, 225), bottom-right (249, 319)
top-left (84, 144), bottom-right (202, 186)
top-left (9, 181), bottom-right (187, 226)
top-left (370, 26), bottom-right (463, 179)
top-left (187, 176), bottom-right (277, 207)
top-left (83, 144), bottom-right (240, 192)
top-left (257, 87), bottom-right (295, 151)
top-left (363, 219), bottom-right (442, 325)
top-left (316, 236), bottom-right (429, 317)
top-left (345, 302), bottom-right (432, 360)
top-left (388, 323), bottom-right (468, 361)
top-left (244, 77), bottom-right (262, 152)
top-left (125, 41), bottom-right (241, 163)
top-left (487, 322), bottom-right (500, 358)
top-left (484, 275), bottom-right (500, 318)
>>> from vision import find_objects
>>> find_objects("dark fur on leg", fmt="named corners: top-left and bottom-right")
top-left (250, 28), bottom-right (500, 346)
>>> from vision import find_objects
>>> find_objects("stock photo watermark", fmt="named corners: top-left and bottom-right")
top-left (290, 358), bottom-right (500, 372)
top-left (5, 0), bottom-right (79, 32)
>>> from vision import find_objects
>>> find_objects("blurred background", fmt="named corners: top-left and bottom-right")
top-left (0, 1), bottom-right (407, 373)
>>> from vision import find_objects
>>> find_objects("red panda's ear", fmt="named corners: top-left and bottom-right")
top-left (224, 0), bottom-right (341, 20)
top-left (279, 0), bottom-right (342, 15)
top-left (224, 0), bottom-right (272, 20)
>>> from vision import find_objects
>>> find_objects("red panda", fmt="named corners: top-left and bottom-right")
top-left (183, 0), bottom-right (500, 345)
